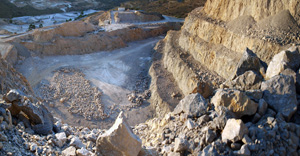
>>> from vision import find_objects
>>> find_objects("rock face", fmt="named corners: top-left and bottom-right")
top-left (114, 11), bottom-right (163, 23)
top-left (96, 112), bottom-right (142, 156)
top-left (0, 43), bottom-right (18, 65)
top-left (261, 75), bottom-right (298, 121)
top-left (211, 89), bottom-right (258, 118)
top-left (173, 93), bottom-right (208, 117)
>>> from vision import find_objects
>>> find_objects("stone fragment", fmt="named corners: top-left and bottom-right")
top-left (174, 138), bottom-right (189, 152)
top-left (261, 75), bottom-right (297, 121)
top-left (242, 135), bottom-right (253, 144)
top-left (55, 132), bottom-right (67, 147)
top-left (173, 93), bottom-right (208, 117)
top-left (231, 142), bottom-right (242, 150)
top-left (225, 71), bottom-right (262, 91)
top-left (233, 48), bottom-right (265, 79)
top-left (76, 147), bottom-right (91, 156)
top-left (266, 48), bottom-right (300, 79)
top-left (62, 146), bottom-right (76, 156)
top-left (185, 119), bottom-right (195, 130)
top-left (234, 144), bottom-right (251, 156)
top-left (257, 99), bottom-right (268, 116)
top-left (222, 119), bottom-right (248, 143)
top-left (30, 143), bottom-right (37, 152)
top-left (192, 81), bottom-right (214, 98)
top-left (96, 111), bottom-right (142, 156)
top-left (211, 89), bottom-right (258, 118)
top-left (70, 136), bottom-right (85, 149)
top-left (205, 129), bottom-right (216, 144)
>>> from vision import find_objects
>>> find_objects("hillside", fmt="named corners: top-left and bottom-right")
top-left (122, 0), bottom-right (207, 18)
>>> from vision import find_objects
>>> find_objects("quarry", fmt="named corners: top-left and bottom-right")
top-left (0, 0), bottom-right (300, 156)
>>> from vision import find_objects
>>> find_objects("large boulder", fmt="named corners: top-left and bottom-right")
top-left (266, 48), bottom-right (300, 79)
top-left (222, 119), bottom-right (248, 143)
top-left (96, 111), bottom-right (142, 156)
top-left (173, 93), bottom-right (208, 117)
top-left (232, 48), bottom-right (265, 79)
top-left (261, 75), bottom-right (298, 121)
top-left (211, 89), bottom-right (258, 118)
top-left (224, 70), bottom-right (262, 91)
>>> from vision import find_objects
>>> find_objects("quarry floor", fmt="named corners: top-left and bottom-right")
top-left (16, 37), bottom-right (163, 129)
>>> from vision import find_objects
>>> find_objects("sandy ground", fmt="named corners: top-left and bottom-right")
top-left (16, 37), bottom-right (163, 129)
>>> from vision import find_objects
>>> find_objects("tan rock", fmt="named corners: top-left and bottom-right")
top-left (222, 119), bottom-right (248, 143)
top-left (211, 89), bottom-right (258, 118)
top-left (96, 111), bottom-right (142, 156)
top-left (62, 146), bottom-right (76, 156)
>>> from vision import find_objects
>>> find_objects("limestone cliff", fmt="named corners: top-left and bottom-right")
top-left (152, 0), bottom-right (300, 116)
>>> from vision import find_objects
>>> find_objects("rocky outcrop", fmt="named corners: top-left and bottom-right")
top-left (0, 43), bottom-right (18, 65)
top-left (4, 89), bottom-right (54, 135)
top-left (203, 0), bottom-right (300, 25)
top-left (96, 112), bottom-right (142, 156)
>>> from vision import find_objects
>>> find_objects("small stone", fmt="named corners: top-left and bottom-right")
top-left (185, 119), bottom-right (195, 130)
top-left (70, 136), bottom-right (85, 149)
top-left (62, 146), bottom-right (76, 156)
top-left (174, 138), bottom-right (189, 152)
top-left (76, 147), bottom-right (91, 156)
top-left (205, 129), bottom-right (216, 144)
top-left (251, 113), bottom-right (261, 123)
top-left (0, 142), bottom-right (3, 150)
top-left (55, 132), bottom-right (67, 147)
top-left (242, 135), bottom-right (253, 144)
top-left (222, 119), bottom-right (248, 143)
top-left (30, 143), bottom-right (37, 152)
top-left (257, 99), bottom-right (268, 116)
top-left (231, 142), bottom-right (242, 150)
top-left (0, 132), bottom-right (7, 141)
top-left (234, 144), bottom-right (251, 156)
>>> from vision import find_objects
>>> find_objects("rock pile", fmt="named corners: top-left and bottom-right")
top-left (0, 89), bottom-right (104, 156)
top-left (37, 67), bottom-right (107, 121)
top-left (134, 46), bottom-right (300, 156)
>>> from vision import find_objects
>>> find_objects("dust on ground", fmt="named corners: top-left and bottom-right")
top-left (16, 37), bottom-right (163, 129)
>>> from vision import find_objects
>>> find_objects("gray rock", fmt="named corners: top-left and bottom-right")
top-left (234, 144), bottom-right (251, 156)
top-left (257, 99), bottom-right (268, 116)
top-left (261, 75), bottom-right (297, 121)
top-left (211, 89), bottom-right (258, 118)
top-left (30, 143), bottom-right (37, 152)
top-left (281, 68), bottom-right (296, 82)
top-left (76, 147), bottom-right (91, 156)
top-left (96, 111), bottom-right (142, 156)
top-left (174, 138), bottom-right (189, 152)
top-left (199, 144), bottom-right (219, 156)
top-left (222, 119), bottom-right (248, 143)
top-left (185, 118), bottom-right (195, 130)
top-left (69, 136), bottom-right (84, 149)
top-left (233, 48), bottom-right (265, 79)
top-left (242, 135), bottom-right (253, 144)
top-left (173, 93), bottom-right (208, 117)
top-left (55, 132), bottom-right (67, 147)
top-left (62, 146), bottom-right (76, 156)
top-left (245, 90), bottom-right (263, 102)
top-left (4, 89), bottom-right (23, 102)
top-left (225, 71), bottom-right (262, 91)
top-left (205, 129), bottom-right (216, 144)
